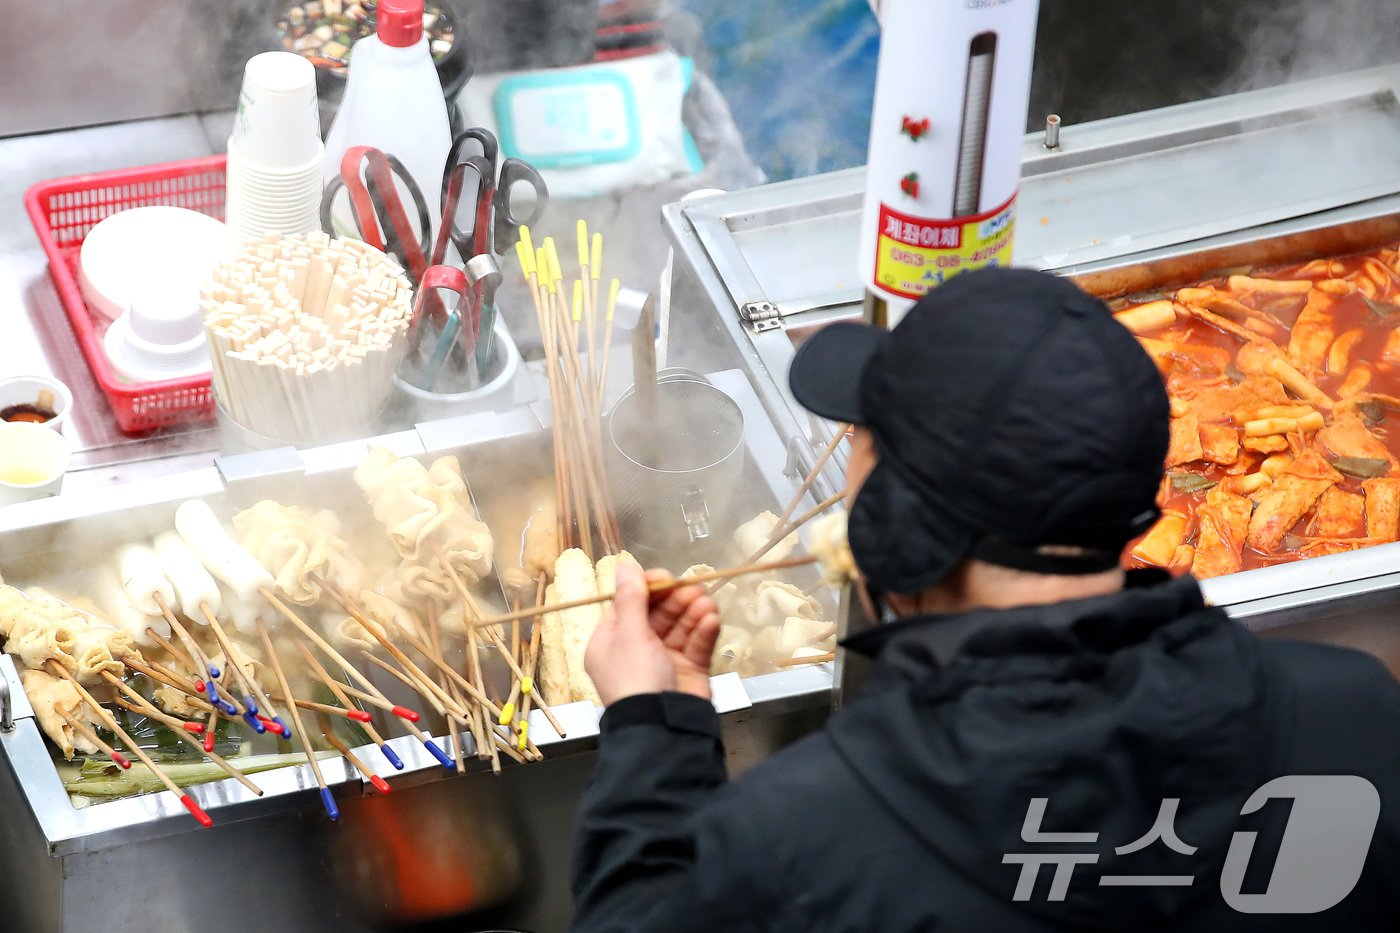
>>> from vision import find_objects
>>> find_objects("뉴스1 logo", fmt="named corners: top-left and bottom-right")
top-left (1003, 776), bottom-right (1380, 913)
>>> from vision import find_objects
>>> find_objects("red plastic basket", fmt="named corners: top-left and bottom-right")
top-left (24, 154), bottom-right (228, 434)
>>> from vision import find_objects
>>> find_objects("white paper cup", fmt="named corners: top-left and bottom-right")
top-left (0, 422), bottom-right (71, 505)
top-left (230, 52), bottom-right (323, 168)
top-left (0, 375), bottom-right (73, 432)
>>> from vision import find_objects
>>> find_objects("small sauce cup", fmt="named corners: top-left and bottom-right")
top-left (0, 422), bottom-right (72, 505)
top-left (0, 375), bottom-right (73, 432)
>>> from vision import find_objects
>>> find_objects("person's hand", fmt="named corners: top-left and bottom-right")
top-left (585, 562), bottom-right (721, 706)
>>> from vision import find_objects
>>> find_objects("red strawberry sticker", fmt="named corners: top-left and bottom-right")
top-left (901, 116), bottom-right (931, 141)
top-left (900, 172), bottom-right (920, 198)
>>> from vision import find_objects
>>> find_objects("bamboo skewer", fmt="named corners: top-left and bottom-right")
top-left (356, 655), bottom-right (458, 769)
top-left (464, 617), bottom-right (490, 765)
top-left (58, 709), bottom-right (130, 770)
top-left (319, 717), bottom-right (392, 795)
top-left (201, 603), bottom-right (282, 734)
top-left (268, 693), bottom-right (374, 723)
top-left (296, 640), bottom-right (405, 771)
top-left (514, 577), bottom-right (546, 752)
top-left (518, 227), bottom-right (620, 555)
top-left (430, 548), bottom-right (567, 738)
top-left (103, 673), bottom-right (264, 796)
top-left (260, 588), bottom-right (401, 713)
top-left (311, 583), bottom-right (471, 719)
top-left (428, 612), bottom-right (472, 773)
top-left (775, 652), bottom-right (835, 667)
top-left (203, 693), bottom-right (220, 753)
top-left (597, 278), bottom-right (619, 401)
top-left (155, 597), bottom-right (236, 716)
top-left (145, 627), bottom-right (195, 672)
top-left (47, 662), bottom-right (213, 828)
top-left (742, 426), bottom-right (851, 567)
top-left (467, 555), bottom-right (820, 629)
top-left (256, 619), bottom-right (338, 821)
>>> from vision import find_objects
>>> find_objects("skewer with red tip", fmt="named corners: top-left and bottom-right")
top-left (181, 795), bottom-right (214, 828)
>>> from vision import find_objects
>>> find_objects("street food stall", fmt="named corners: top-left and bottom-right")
top-left (4, 0), bottom-right (1400, 929)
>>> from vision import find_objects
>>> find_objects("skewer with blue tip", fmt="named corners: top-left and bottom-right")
top-left (381, 745), bottom-right (404, 770)
top-left (423, 739), bottom-right (454, 769)
top-left (319, 787), bottom-right (340, 821)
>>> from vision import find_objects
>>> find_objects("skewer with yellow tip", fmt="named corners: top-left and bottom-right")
top-left (590, 232), bottom-right (604, 366)
top-left (598, 277), bottom-right (621, 398)
top-left (576, 220), bottom-right (591, 278)
top-left (577, 220), bottom-right (599, 392)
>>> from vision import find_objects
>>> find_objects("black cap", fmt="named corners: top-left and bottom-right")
top-left (789, 267), bottom-right (1169, 594)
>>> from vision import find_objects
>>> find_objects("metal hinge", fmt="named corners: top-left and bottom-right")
top-left (740, 289), bottom-right (864, 334)
top-left (740, 300), bottom-right (784, 333)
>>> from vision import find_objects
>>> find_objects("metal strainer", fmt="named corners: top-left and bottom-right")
top-left (607, 372), bottom-right (746, 549)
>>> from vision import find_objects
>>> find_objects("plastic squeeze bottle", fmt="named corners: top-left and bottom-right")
top-left (323, 0), bottom-right (451, 242)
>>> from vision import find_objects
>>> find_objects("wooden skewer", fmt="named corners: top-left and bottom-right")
top-left (467, 555), bottom-right (821, 629)
top-left (463, 614), bottom-right (490, 764)
top-left (318, 716), bottom-right (392, 795)
top-left (425, 609), bottom-right (473, 772)
top-left (58, 709), bottom-right (131, 770)
top-left (322, 678), bottom-right (414, 719)
top-left (47, 662), bottom-right (213, 828)
top-left (295, 640), bottom-right (403, 770)
top-left (200, 603), bottom-right (283, 731)
top-left (513, 577), bottom-right (547, 753)
top-left (256, 619), bottom-right (339, 820)
top-left (775, 652), bottom-right (835, 668)
top-left (121, 659), bottom-right (233, 726)
top-left (145, 627), bottom-right (196, 672)
top-left (742, 489), bottom-right (849, 569)
top-left (103, 673), bottom-right (264, 797)
top-left (203, 694), bottom-right (220, 753)
top-left (365, 642), bottom-right (542, 762)
top-left (155, 596), bottom-right (237, 715)
top-left (123, 657), bottom-right (209, 700)
top-left (368, 629), bottom-right (502, 718)
top-left (313, 585), bottom-right (470, 719)
top-left (357, 653), bottom-right (464, 769)
top-left (260, 588), bottom-right (400, 712)
top-left (777, 423), bottom-right (851, 530)
top-left (363, 651), bottom-right (443, 706)
top-left (268, 693), bottom-right (374, 723)
top-left (430, 549), bottom-right (568, 739)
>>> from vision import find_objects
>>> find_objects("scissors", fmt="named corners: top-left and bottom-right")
top-left (439, 127), bottom-right (548, 259)
top-left (321, 146), bottom-right (432, 283)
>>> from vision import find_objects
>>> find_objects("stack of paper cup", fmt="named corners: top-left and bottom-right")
top-left (225, 51), bottom-right (325, 248)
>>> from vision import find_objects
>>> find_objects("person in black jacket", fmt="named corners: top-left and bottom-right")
top-left (571, 267), bottom-right (1400, 932)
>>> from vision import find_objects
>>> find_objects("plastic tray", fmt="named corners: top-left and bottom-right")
top-left (25, 154), bottom-right (227, 434)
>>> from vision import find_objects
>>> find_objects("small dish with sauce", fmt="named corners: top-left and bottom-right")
top-left (0, 375), bottom-right (73, 432)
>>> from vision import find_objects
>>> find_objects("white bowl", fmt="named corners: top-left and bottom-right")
top-left (79, 207), bottom-right (228, 322)
top-left (0, 375), bottom-right (73, 432)
top-left (102, 284), bottom-right (212, 385)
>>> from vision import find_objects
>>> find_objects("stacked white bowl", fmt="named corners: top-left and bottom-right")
top-left (225, 51), bottom-right (325, 247)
